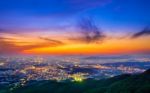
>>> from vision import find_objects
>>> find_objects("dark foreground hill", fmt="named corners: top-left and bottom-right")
top-left (1, 69), bottom-right (150, 93)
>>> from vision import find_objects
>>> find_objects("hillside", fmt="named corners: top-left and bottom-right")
top-left (1, 69), bottom-right (150, 93)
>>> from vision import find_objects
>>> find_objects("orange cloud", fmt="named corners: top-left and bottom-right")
top-left (0, 33), bottom-right (65, 54)
top-left (0, 30), bottom-right (150, 55)
top-left (23, 36), bottom-right (150, 55)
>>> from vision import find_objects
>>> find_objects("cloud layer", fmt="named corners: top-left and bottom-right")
top-left (0, 34), bottom-right (65, 54)
top-left (132, 27), bottom-right (150, 38)
top-left (69, 18), bottom-right (106, 43)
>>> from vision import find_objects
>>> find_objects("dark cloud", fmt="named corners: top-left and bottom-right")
top-left (0, 29), bottom-right (4, 32)
top-left (0, 28), bottom-right (20, 34)
top-left (39, 37), bottom-right (64, 46)
top-left (0, 28), bottom-right (9, 33)
top-left (132, 27), bottom-right (150, 38)
top-left (69, 18), bottom-right (106, 43)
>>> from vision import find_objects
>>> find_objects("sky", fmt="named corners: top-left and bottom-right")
top-left (0, 0), bottom-right (150, 55)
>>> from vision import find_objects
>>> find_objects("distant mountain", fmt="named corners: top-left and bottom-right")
top-left (102, 62), bottom-right (150, 69)
top-left (84, 55), bottom-right (132, 60)
top-left (1, 69), bottom-right (150, 93)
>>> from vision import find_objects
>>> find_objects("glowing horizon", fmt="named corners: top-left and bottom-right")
top-left (0, 0), bottom-right (150, 55)
top-left (0, 30), bottom-right (150, 55)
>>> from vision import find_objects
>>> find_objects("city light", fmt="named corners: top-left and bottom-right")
top-left (72, 73), bottom-right (84, 82)
top-left (73, 77), bottom-right (83, 82)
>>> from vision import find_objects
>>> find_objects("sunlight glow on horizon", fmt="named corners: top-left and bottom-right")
top-left (21, 35), bottom-right (150, 55)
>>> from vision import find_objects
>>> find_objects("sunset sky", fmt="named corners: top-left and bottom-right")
top-left (0, 0), bottom-right (150, 55)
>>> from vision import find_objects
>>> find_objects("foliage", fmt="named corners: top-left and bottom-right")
top-left (1, 69), bottom-right (150, 93)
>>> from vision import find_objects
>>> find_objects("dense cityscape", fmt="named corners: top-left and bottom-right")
top-left (0, 55), bottom-right (149, 87)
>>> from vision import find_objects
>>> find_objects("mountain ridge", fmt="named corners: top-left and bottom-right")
top-left (1, 69), bottom-right (150, 93)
